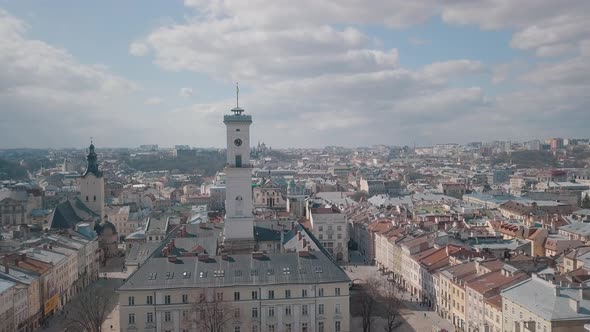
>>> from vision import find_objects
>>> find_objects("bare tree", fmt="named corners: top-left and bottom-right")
top-left (359, 277), bottom-right (381, 332)
top-left (381, 284), bottom-right (403, 332)
top-left (185, 289), bottom-right (236, 332)
top-left (64, 286), bottom-right (115, 332)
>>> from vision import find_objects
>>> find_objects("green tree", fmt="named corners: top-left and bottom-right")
top-left (582, 193), bottom-right (590, 209)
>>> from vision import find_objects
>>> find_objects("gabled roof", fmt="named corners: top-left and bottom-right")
top-left (49, 197), bottom-right (99, 230)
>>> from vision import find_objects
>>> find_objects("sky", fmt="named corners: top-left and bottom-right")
top-left (0, 0), bottom-right (589, 149)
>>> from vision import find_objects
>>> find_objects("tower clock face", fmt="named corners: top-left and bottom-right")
top-left (234, 138), bottom-right (243, 146)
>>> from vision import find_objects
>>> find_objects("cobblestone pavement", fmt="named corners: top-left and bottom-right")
top-left (345, 255), bottom-right (455, 332)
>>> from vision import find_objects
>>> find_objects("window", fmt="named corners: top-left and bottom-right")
top-left (318, 322), bottom-right (324, 332)
top-left (199, 293), bottom-right (206, 302)
top-left (164, 295), bottom-right (171, 304)
top-left (252, 307), bottom-right (258, 318)
top-left (335, 304), bottom-right (341, 314)
top-left (285, 323), bottom-right (292, 332)
top-left (337, 233), bottom-right (342, 240)
top-left (235, 327), bottom-right (241, 332)
top-left (217, 292), bottom-right (223, 301)
top-left (128, 296), bottom-right (135, 305)
top-left (146, 312), bottom-right (153, 323)
top-left (252, 326), bottom-right (258, 332)
top-left (302, 289), bottom-right (308, 297)
top-left (337, 226), bottom-right (342, 231)
top-left (235, 155), bottom-right (242, 167)
top-left (234, 292), bottom-right (241, 301)
top-left (268, 325), bottom-right (275, 332)
top-left (93, 195), bottom-right (96, 201)
top-left (285, 290), bottom-right (291, 298)
top-left (285, 305), bottom-right (292, 316)
top-left (335, 288), bottom-right (341, 296)
top-left (182, 294), bottom-right (188, 303)
top-left (182, 310), bottom-right (189, 320)
top-left (252, 291), bottom-right (258, 300)
top-left (318, 288), bottom-right (324, 296)
top-left (234, 309), bottom-right (240, 318)
top-left (268, 306), bottom-right (275, 317)
top-left (319, 226), bottom-right (323, 232)
top-left (268, 290), bottom-right (274, 299)
top-left (128, 313), bottom-right (135, 324)
top-left (302, 322), bottom-right (308, 332)
top-left (302, 304), bottom-right (308, 315)
top-left (164, 311), bottom-right (171, 322)
top-left (86, 196), bottom-right (89, 201)
top-left (335, 321), bottom-right (341, 332)
top-left (318, 304), bottom-right (325, 315)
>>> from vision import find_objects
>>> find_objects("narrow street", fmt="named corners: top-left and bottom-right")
top-left (41, 256), bottom-right (130, 332)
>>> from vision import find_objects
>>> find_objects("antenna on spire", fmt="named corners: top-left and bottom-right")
top-left (236, 82), bottom-right (239, 108)
top-left (90, 136), bottom-right (93, 144)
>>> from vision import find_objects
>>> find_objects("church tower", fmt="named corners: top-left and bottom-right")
top-left (223, 86), bottom-right (256, 253)
top-left (79, 140), bottom-right (105, 221)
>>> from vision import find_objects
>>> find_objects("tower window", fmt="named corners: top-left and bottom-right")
top-left (93, 195), bottom-right (96, 201)
top-left (86, 196), bottom-right (89, 201)
top-left (236, 129), bottom-right (240, 131)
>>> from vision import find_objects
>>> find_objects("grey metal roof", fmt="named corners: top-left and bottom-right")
top-left (559, 222), bottom-right (590, 237)
top-left (502, 275), bottom-right (590, 321)
top-left (119, 251), bottom-right (349, 291)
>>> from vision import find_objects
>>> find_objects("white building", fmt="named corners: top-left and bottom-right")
top-left (308, 206), bottom-right (349, 262)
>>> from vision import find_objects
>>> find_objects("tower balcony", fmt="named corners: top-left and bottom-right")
top-left (224, 114), bottom-right (252, 123)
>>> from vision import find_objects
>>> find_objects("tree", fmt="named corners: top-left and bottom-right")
top-left (359, 277), bottom-right (381, 332)
top-left (185, 289), bottom-right (236, 332)
top-left (64, 285), bottom-right (115, 332)
top-left (582, 193), bottom-right (590, 209)
top-left (381, 283), bottom-right (403, 332)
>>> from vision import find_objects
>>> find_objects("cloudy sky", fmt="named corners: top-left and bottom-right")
top-left (0, 0), bottom-right (589, 149)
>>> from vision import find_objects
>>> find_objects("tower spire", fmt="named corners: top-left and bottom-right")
top-left (236, 82), bottom-right (239, 108)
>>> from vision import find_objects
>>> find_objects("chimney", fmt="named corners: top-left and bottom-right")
top-left (252, 251), bottom-right (264, 260)
top-left (291, 221), bottom-right (295, 231)
top-left (555, 287), bottom-right (561, 296)
top-left (168, 255), bottom-right (177, 263)
top-left (297, 231), bottom-right (302, 241)
top-left (303, 239), bottom-right (307, 249)
top-left (198, 254), bottom-right (209, 262)
top-left (3, 265), bottom-right (8, 274)
top-left (221, 253), bottom-right (229, 261)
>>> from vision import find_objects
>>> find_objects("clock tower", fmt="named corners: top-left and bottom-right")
top-left (222, 89), bottom-right (255, 253)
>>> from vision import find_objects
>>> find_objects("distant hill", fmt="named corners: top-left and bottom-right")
top-left (0, 158), bottom-right (29, 180)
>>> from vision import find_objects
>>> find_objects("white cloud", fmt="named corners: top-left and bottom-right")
top-left (123, 0), bottom-right (590, 147)
top-left (129, 41), bottom-right (149, 56)
top-left (0, 9), bottom-right (140, 148)
top-left (145, 97), bottom-right (163, 105)
top-left (179, 87), bottom-right (194, 97)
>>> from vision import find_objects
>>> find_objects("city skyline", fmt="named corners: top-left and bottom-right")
top-left (0, 1), bottom-right (589, 148)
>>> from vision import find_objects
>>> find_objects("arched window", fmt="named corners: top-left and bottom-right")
top-left (93, 195), bottom-right (96, 201)
top-left (86, 196), bottom-right (89, 201)
top-left (235, 196), bottom-right (244, 216)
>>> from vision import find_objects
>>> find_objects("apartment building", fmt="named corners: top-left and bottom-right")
top-left (308, 206), bottom-right (348, 262)
top-left (502, 274), bottom-right (590, 332)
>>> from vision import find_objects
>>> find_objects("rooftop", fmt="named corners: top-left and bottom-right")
top-left (119, 251), bottom-right (349, 291)
top-left (502, 275), bottom-right (590, 321)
